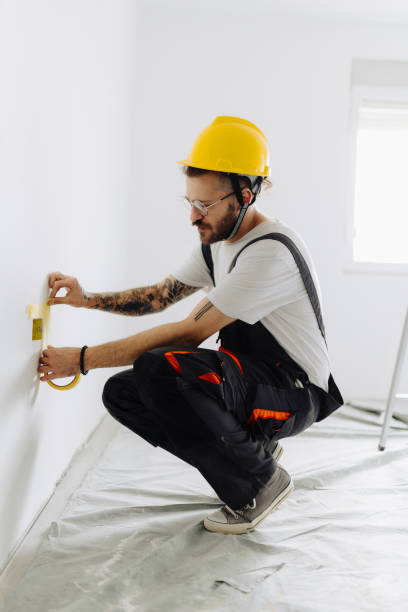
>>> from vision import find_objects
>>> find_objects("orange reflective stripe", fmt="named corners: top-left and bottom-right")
top-left (245, 409), bottom-right (292, 427)
top-left (218, 346), bottom-right (244, 378)
top-left (164, 352), bottom-right (182, 374)
top-left (198, 372), bottom-right (222, 385)
top-left (164, 350), bottom-right (200, 376)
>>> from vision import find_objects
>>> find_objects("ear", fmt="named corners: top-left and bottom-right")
top-left (242, 188), bottom-right (253, 205)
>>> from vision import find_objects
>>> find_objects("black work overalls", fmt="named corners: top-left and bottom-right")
top-left (102, 232), bottom-right (344, 509)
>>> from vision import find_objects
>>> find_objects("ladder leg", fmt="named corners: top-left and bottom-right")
top-left (379, 307), bottom-right (408, 451)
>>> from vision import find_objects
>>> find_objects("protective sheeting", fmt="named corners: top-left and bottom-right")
top-left (4, 403), bottom-right (408, 612)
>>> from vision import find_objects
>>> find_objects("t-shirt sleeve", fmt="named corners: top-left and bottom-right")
top-left (206, 241), bottom-right (307, 324)
top-left (171, 244), bottom-right (213, 289)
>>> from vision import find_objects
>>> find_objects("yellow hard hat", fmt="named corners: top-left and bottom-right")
top-left (177, 115), bottom-right (270, 177)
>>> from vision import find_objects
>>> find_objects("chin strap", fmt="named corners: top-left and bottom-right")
top-left (225, 174), bottom-right (263, 240)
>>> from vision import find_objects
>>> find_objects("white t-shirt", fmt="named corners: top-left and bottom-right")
top-left (172, 218), bottom-right (331, 392)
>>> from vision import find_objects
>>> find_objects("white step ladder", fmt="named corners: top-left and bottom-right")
top-left (378, 306), bottom-right (408, 451)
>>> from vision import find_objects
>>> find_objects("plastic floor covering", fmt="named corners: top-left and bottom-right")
top-left (3, 402), bottom-right (408, 612)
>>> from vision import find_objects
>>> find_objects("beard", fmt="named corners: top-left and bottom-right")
top-left (194, 202), bottom-right (241, 244)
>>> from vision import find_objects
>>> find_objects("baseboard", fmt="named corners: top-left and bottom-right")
top-left (0, 413), bottom-right (120, 608)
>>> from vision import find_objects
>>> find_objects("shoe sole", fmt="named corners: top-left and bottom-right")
top-left (203, 476), bottom-right (294, 535)
top-left (272, 441), bottom-right (283, 462)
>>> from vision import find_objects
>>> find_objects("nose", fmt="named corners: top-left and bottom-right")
top-left (190, 205), bottom-right (205, 225)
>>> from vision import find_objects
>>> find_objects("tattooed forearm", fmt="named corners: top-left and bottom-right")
top-left (194, 301), bottom-right (214, 321)
top-left (158, 276), bottom-right (199, 311)
top-left (84, 275), bottom-right (200, 316)
top-left (84, 289), bottom-right (161, 316)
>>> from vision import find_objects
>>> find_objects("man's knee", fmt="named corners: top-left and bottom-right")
top-left (102, 374), bottom-right (121, 416)
top-left (102, 348), bottom-right (180, 417)
top-left (101, 352), bottom-right (166, 415)
top-left (101, 368), bottom-right (137, 416)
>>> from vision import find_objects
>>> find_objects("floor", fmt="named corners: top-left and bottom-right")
top-left (2, 402), bottom-right (408, 612)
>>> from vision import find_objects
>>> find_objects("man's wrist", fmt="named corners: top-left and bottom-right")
top-left (79, 345), bottom-right (91, 374)
top-left (83, 293), bottom-right (97, 309)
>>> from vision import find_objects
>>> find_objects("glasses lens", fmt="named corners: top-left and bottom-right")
top-left (183, 197), bottom-right (207, 215)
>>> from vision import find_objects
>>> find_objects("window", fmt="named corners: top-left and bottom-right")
top-left (346, 60), bottom-right (408, 273)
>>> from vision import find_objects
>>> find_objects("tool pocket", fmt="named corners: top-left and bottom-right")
top-left (245, 382), bottom-right (315, 442)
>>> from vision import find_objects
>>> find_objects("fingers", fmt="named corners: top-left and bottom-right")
top-left (48, 277), bottom-right (74, 304)
top-left (38, 345), bottom-right (54, 380)
top-left (47, 274), bottom-right (84, 308)
top-left (38, 372), bottom-right (53, 381)
top-left (49, 279), bottom-right (67, 299)
top-left (38, 366), bottom-right (53, 382)
top-left (40, 346), bottom-right (52, 358)
top-left (48, 272), bottom-right (63, 288)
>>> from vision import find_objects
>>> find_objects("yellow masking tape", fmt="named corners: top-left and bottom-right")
top-left (27, 302), bottom-right (81, 391)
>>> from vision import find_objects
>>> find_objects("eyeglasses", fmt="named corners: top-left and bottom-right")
top-left (180, 191), bottom-right (236, 217)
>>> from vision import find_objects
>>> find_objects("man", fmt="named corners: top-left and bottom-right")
top-left (39, 115), bottom-right (343, 535)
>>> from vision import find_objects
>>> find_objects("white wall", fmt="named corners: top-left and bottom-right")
top-left (1, 0), bottom-right (407, 573)
top-left (0, 0), bottom-right (140, 572)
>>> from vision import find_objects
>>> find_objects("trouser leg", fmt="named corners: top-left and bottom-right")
top-left (102, 367), bottom-right (211, 469)
top-left (102, 368), bottom-right (174, 450)
top-left (102, 348), bottom-right (276, 509)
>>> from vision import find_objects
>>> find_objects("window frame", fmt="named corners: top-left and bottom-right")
top-left (344, 84), bottom-right (408, 276)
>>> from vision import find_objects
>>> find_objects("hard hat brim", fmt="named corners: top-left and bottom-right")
top-left (176, 159), bottom-right (270, 177)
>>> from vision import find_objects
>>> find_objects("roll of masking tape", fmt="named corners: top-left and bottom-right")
top-left (27, 302), bottom-right (81, 390)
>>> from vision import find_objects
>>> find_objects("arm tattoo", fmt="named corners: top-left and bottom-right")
top-left (194, 301), bottom-right (214, 321)
top-left (85, 276), bottom-right (200, 316)
top-left (158, 276), bottom-right (199, 310)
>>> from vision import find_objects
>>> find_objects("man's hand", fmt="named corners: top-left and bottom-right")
top-left (47, 272), bottom-right (89, 308)
top-left (38, 345), bottom-right (81, 382)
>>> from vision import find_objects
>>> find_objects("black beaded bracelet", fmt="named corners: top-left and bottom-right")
top-left (80, 345), bottom-right (89, 375)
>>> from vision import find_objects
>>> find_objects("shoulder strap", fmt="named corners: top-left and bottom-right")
top-left (228, 233), bottom-right (327, 345)
top-left (201, 233), bottom-right (327, 346)
top-left (201, 243), bottom-right (215, 287)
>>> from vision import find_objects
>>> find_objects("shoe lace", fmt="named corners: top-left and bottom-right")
top-left (223, 498), bottom-right (256, 520)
